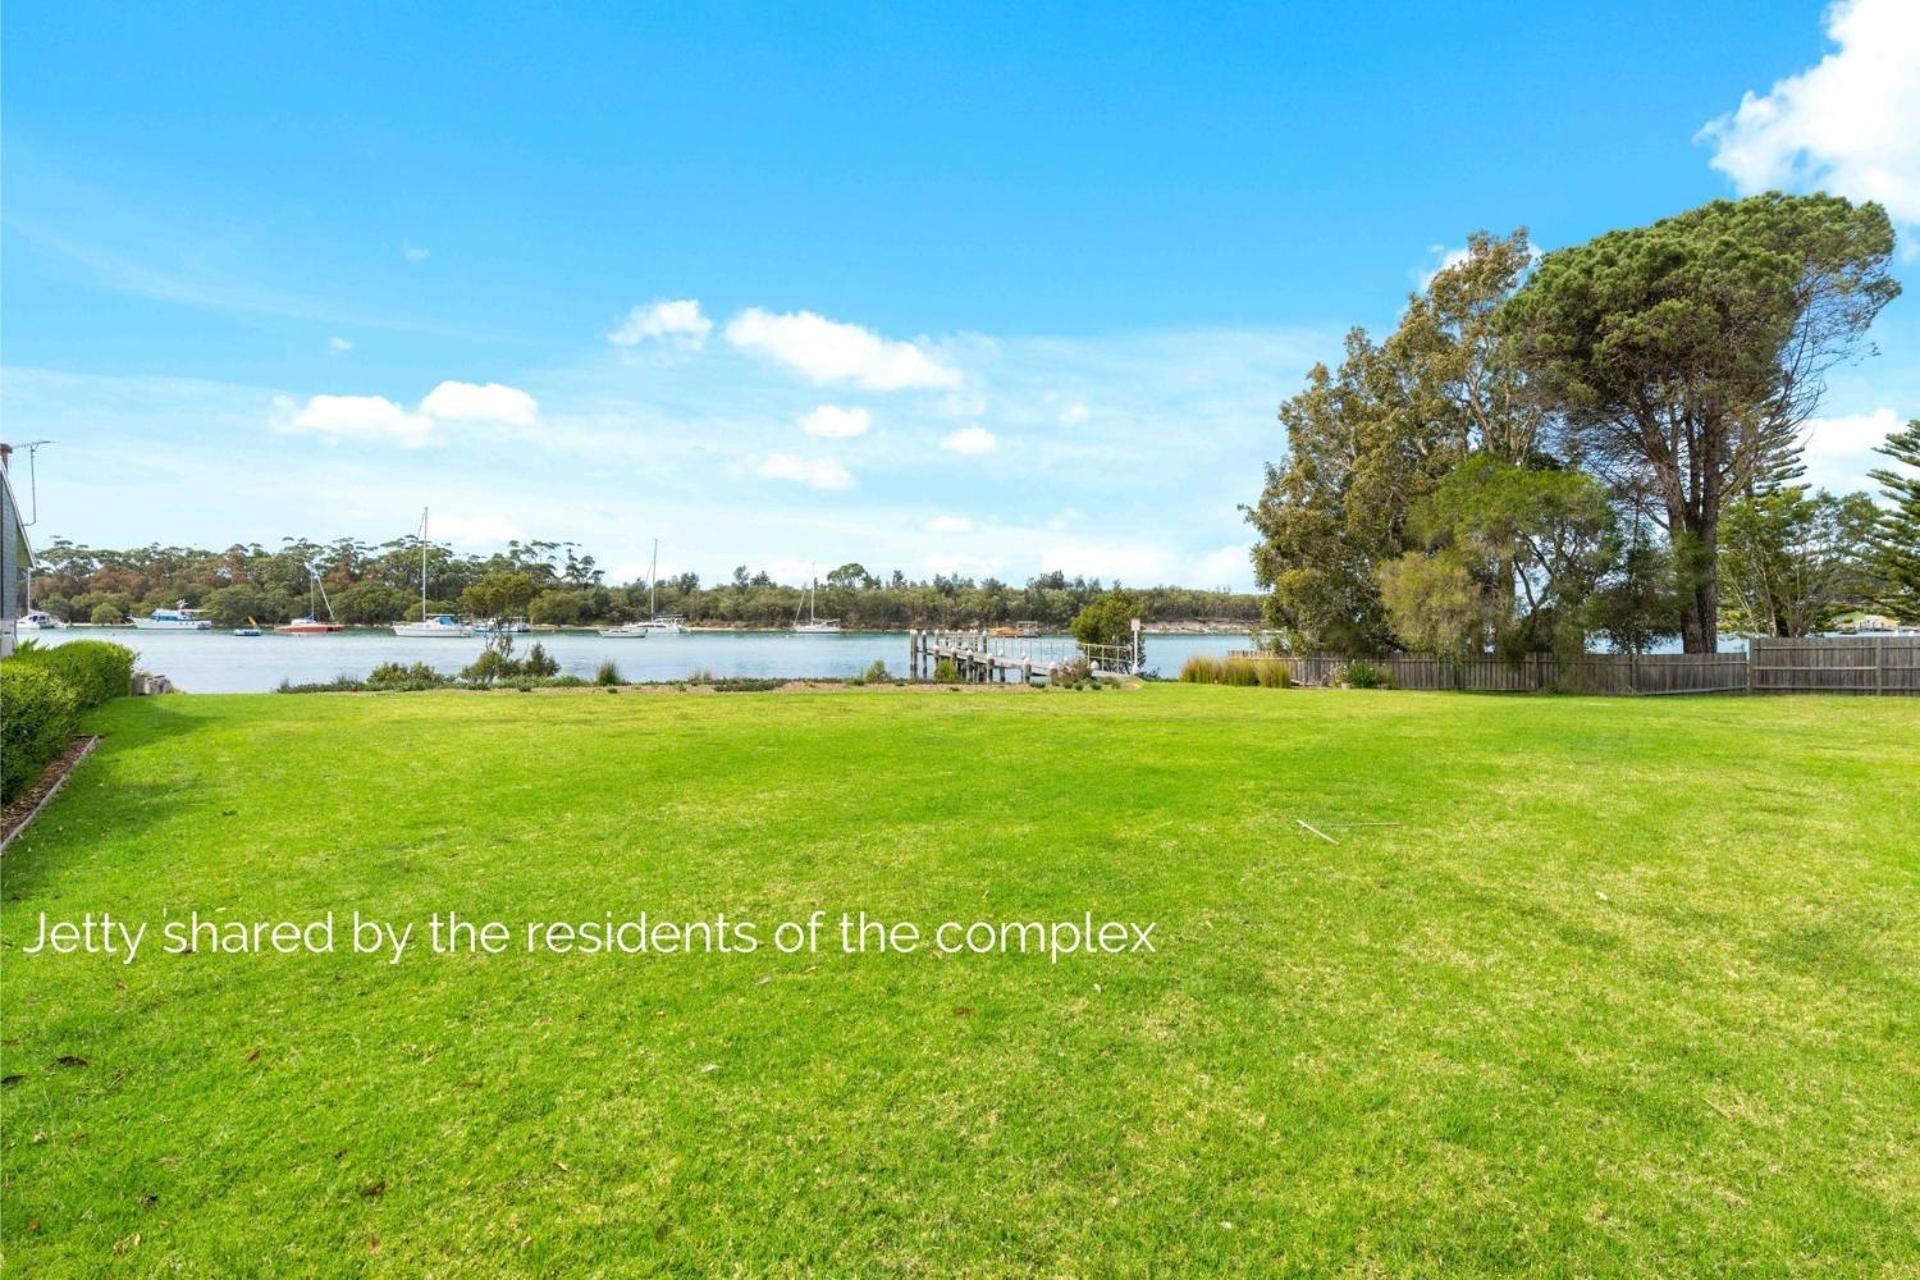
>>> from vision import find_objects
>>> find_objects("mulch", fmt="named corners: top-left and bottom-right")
top-left (1, 735), bottom-right (101, 852)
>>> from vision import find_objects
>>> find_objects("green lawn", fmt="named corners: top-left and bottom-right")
top-left (3, 685), bottom-right (1916, 1275)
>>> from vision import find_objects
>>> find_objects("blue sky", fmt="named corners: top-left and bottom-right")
top-left (4, 0), bottom-right (1916, 587)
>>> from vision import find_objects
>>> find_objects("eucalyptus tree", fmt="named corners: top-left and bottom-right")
top-left (1249, 232), bottom-right (1545, 653)
top-left (1500, 194), bottom-right (1898, 651)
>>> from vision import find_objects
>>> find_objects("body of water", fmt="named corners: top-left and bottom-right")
top-left (39, 628), bottom-right (1258, 694)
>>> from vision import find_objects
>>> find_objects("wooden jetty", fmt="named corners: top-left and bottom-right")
top-left (908, 629), bottom-right (1141, 684)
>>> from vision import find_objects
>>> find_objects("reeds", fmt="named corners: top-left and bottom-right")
top-left (1179, 655), bottom-right (1291, 687)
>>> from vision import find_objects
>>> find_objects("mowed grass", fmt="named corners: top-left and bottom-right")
top-left (2, 685), bottom-right (1916, 1276)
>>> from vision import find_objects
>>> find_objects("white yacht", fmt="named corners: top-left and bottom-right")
top-left (602, 538), bottom-right (689, 635)
top-left (19, 609), bottom-right (67, 631)
top-left (394, 613), bottom-right (475, 638)
top-left (392, 508), bottom-right (475, 637)
top-left (134, 603), bottom-right (213, 630)
top-left (474, 617), bottom-right (531, 635)
top-left (791, 565), bottom-right (841, 634)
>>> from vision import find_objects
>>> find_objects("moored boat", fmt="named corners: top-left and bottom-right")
top-left (791, 564), bottom-right (841, 633)
top-left (276, 565), bottom-right (344, 633)
top-left (394, 613), bottom-right (475, 638)
top-left (134, 603), bottom-right (213, 630)
top-left (274, 616), bottom-right (344, 634)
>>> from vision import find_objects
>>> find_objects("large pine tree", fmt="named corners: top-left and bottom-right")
top-left (1866, 420), bottom-right (1920, 621)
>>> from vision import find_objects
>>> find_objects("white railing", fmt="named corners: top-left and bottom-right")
top-left (914, 630), bottom-right (1141, 678)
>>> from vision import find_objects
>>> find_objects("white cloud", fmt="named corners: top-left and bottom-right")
top-left (725, 308), bottom-right (962, 390)
top-left (1413, 243), bottom-right (1473, 289)
top-left (939, 426), bottom-right (997, 455)
top-left (1194, 544), bottom-right (1254, 590)
top-left (328, 336), bottom-right (353, 353)
top-left (1059, 400), bottom-right (1091, 426)
top-left (1801, 407), bottom-right (1904, 494)
top-left (431, 513), bottom-right (525, 545)
top-left (279, 393), bottom-right (435, 448)
top-left (1041, 542), bottom-right (1174, 583)
top-left (923, 514), bottom-right (975, 534)
top-left (609, 299), bottom-right (713, 351)
top-left (402, 242), bottom-right (430, 263)
top-left (924, 553), bottom-right (999, 577)
top-left (756, 453), bottom-right (855, 491)
top-left (276, 379), bottom-right (538, 447)
top-left (799, 404), bottom-right (872, 438)
top-left (1698, 0), bottom-right (1920, 230)
top-left (418, 380), bottom-right (539, 427)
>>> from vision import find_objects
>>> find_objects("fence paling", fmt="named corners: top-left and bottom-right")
top-left (1221, 644), bottom-right (1905, 695)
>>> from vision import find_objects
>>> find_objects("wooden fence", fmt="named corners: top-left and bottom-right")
top-left (1226, 636), bottom-right (1917, 696)
top-left (1749, 636), bottom-right (1920, 695)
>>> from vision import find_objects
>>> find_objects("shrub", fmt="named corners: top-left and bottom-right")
top-left (0, 663), bottom-right (82, 803)
top-left (1052, 656), bottom-right (1093, 687)
top-left (1179, 655), bottom-right (1224, 683)
top-left (460, 647), bottom-right (511, 686)
top-left (594, 659), bottom-right (624, 686)
top-left (688, 667), bottom-right (716, 685)
top-left (1342, 660), bottom-right (1391, 689)
top-left (90, 602), bottom-right (124, 625)
top-left (862, 659), bottom-right (890, 684)
top-left (461, 636), bottom-right (559, 685)
top-left (9, 641), bottom-right (136, 709)
top-left (932, 659), bottom-right (960, 682)
top-left (712, 677), bottom-right (781, 693)
top-left (366, 661), bottom-right (450, 690)
top-left (1256, 659), bottom-right (1293, 689)
top-left (522, 643), bottom-right (559, 678)
top-left (277, 675), bottom-right (368, 693)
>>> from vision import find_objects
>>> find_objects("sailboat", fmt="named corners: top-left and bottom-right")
top-left (791, 564), bottom-right (841, 633)
top-left (393, 508), bottom-right (475, 637)
top-left (275, 564), bottom-right (346, 633)
top-left (601, 538), bottom-right (689, 636)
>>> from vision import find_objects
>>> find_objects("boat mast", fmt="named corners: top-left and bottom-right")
top-left (649, 537), bottom-right (658, 620)
top-left (420, 507), bottom-right (430, 622)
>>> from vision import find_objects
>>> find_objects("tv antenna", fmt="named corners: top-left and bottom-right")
top-left (15, 440), bottom-right (51, 525)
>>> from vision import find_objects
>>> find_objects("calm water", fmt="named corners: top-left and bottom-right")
top-left (42, 628), bottom-right (1258, 694)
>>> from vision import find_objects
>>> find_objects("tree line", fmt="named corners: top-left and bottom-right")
top-left (28, 536), bottom-right (1260, 631)
top-left (1248, 195), bottom-right (1919, 656)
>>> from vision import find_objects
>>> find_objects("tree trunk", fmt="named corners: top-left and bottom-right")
top-left (1679, 518), bottom-right (1719, 654)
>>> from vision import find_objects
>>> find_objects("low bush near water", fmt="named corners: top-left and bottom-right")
top-left (712, 677), bottom-right (782, 693)
top-left (367, 661), bottom-right (451, 690)
top-left (931, 659), bottom-right (960, 682)
top-left (0, 663), bottom-right (82, 804)
top-left (8, 640), bottom-right (136, 709)
top-left (594, 659), bottom-right (624, 686)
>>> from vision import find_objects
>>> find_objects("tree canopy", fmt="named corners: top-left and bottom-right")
top-left (1498, 193), bottom-right (1899, 650)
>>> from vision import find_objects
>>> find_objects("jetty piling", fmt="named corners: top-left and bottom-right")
top-left (908, 629), bottom-right (1139, 685)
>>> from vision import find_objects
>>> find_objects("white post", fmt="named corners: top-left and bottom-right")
top-left (1130, 617), bottom-right (1142, 674)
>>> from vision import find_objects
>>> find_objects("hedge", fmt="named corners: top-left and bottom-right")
top-left (1, 641), bottom-right (135, 806)
top-left (1, 662), bottom-right (82, 805)
top-left (9, 640), bottom-right (137, 709)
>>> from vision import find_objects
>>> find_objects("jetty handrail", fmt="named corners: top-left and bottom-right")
top-left (910, 628), bottom-right (1141, 680)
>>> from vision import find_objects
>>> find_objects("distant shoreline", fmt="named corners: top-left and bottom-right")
top-left (61, 620), bottom-right (1258, 637)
